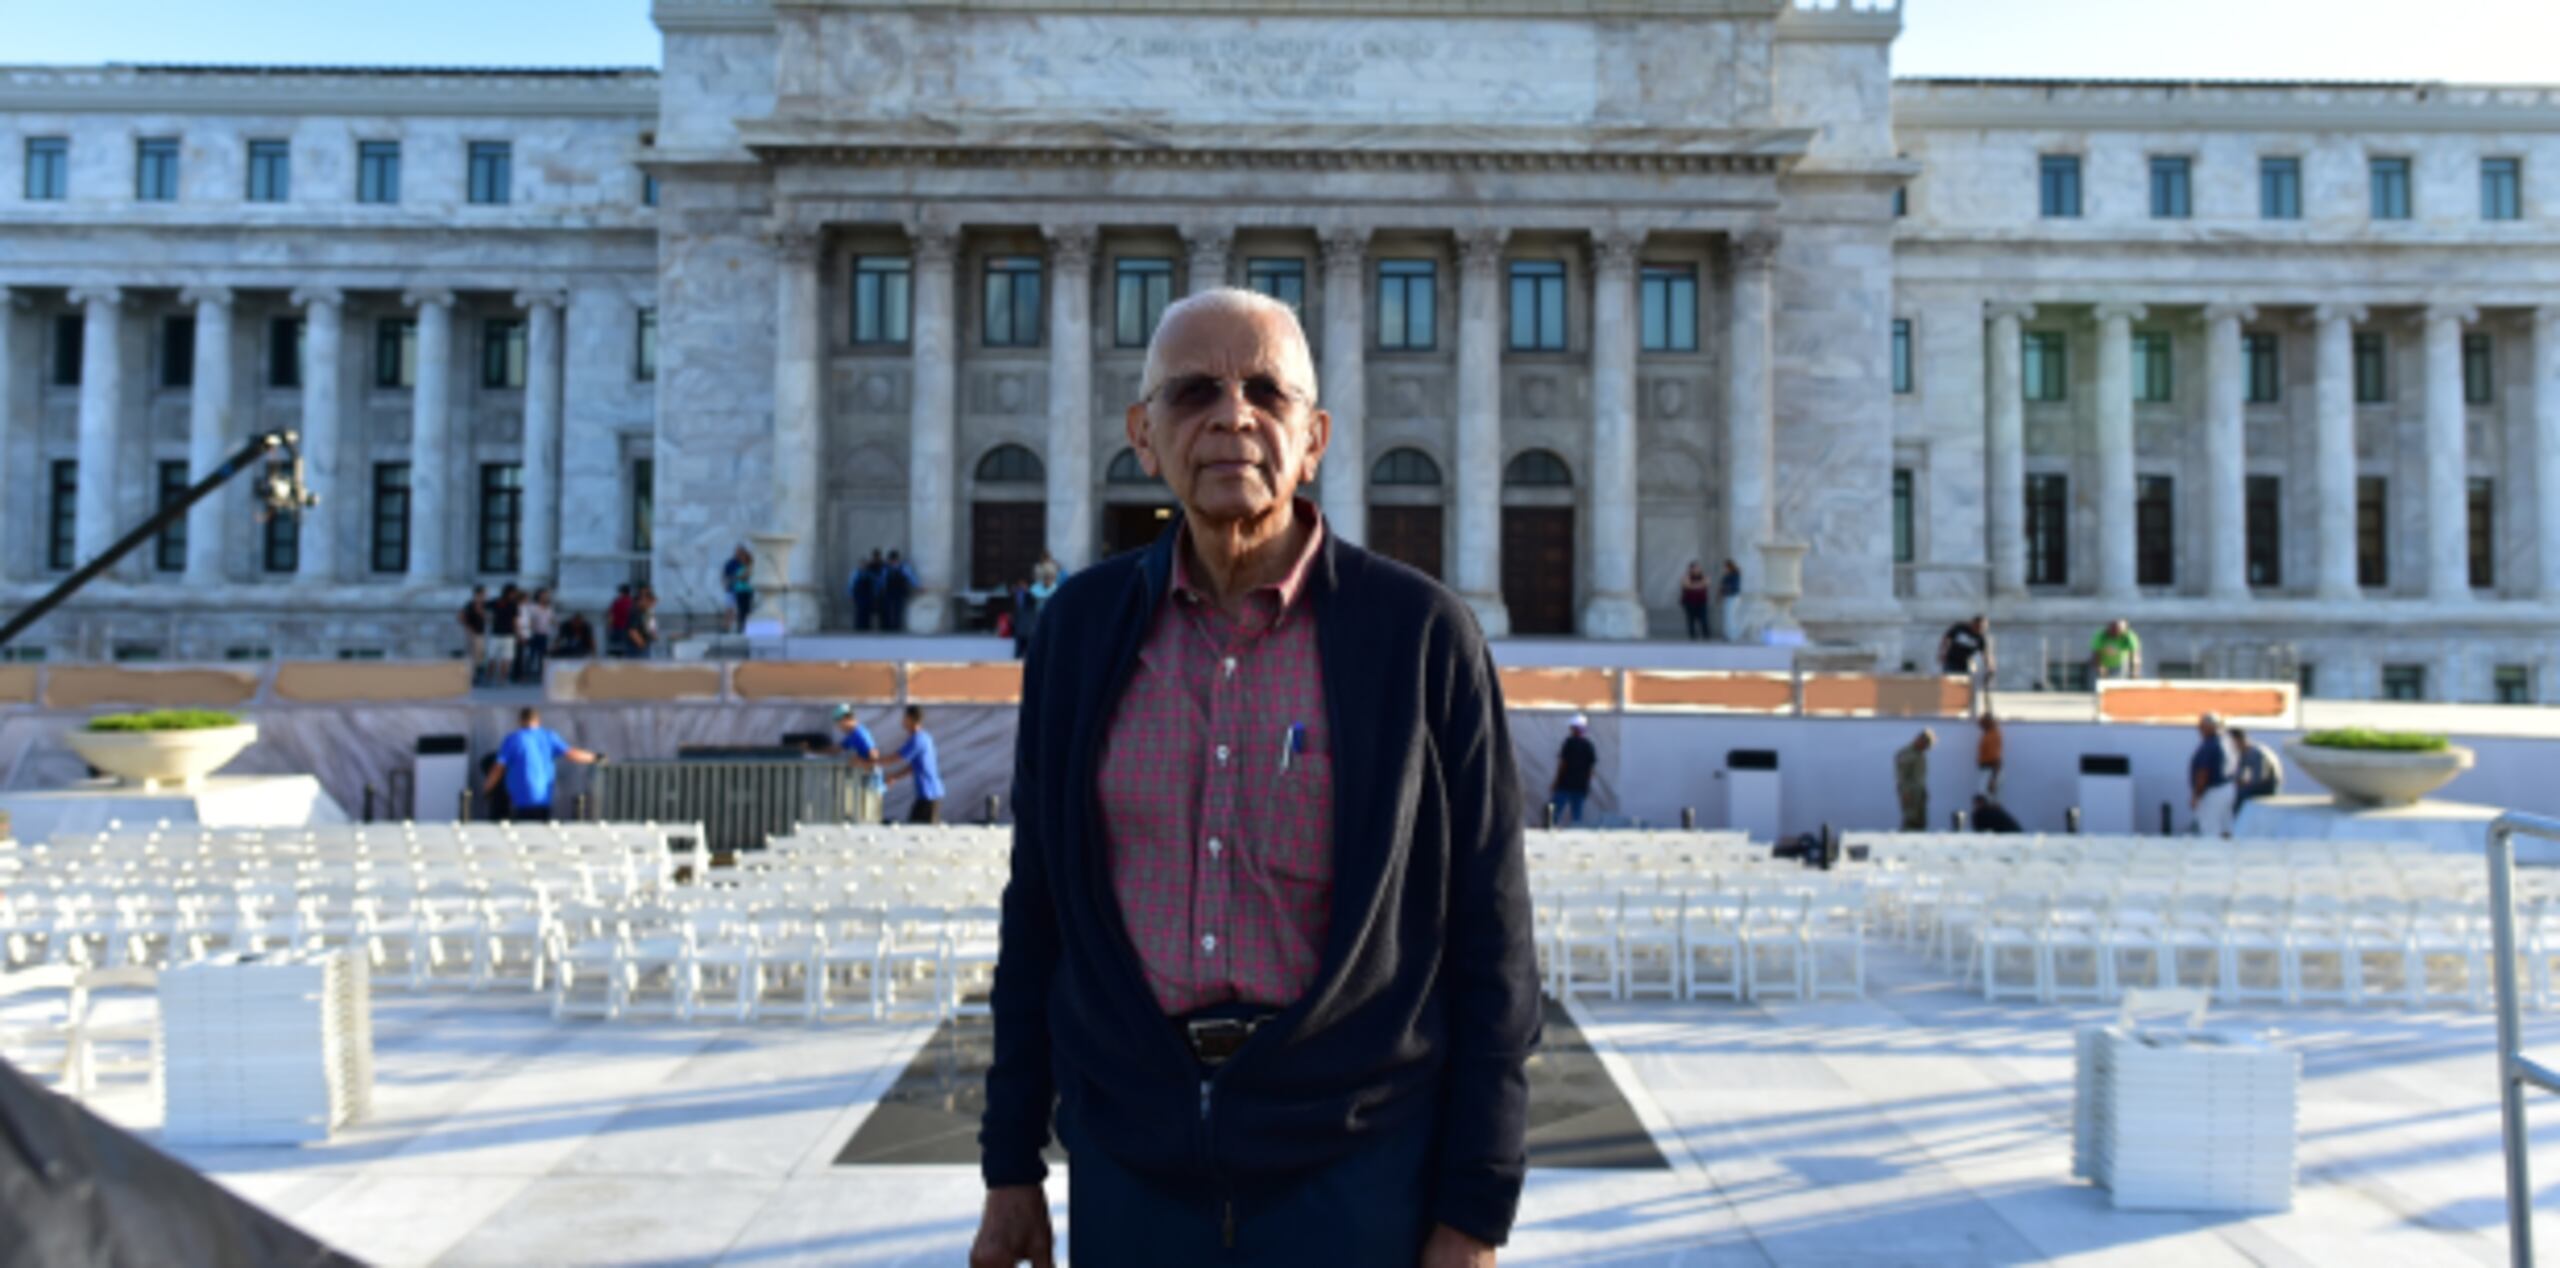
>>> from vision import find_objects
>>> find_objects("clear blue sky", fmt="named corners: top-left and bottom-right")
top-left (4, 0), bottom-right (2556, 83)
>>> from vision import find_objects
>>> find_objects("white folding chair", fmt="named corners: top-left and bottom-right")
top-left (1743, 891), bottom-right (1810, 1002)
top-left (938, 905), bottom-right (1004, 1019)
top-left (68, 966), bottom-right (157, 1102)
top-left (1679, 890), bottom-right (1747, 1002)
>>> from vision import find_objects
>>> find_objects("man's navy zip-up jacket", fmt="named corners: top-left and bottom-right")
top-left (979, 523), bottom-right (1542, 1247)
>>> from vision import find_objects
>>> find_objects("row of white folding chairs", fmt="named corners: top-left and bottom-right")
top-left (543, 900), bottom-right (999, 1024)
top-left (0, 964), bottom-right (160, 1102)
top-left (1532, 886), bottom-right (1867, 1004)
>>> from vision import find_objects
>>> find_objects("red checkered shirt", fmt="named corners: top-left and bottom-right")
top-left (1100, 501), bottom-right (1334, 1016)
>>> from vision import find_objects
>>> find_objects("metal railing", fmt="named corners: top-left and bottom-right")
top-left (593, 757), bottom-right (880, 854)
top-left (2486, 810), bottom-right (2560, 1266)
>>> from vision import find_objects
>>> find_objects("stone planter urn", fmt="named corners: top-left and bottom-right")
top-left (2286, 740), bottom-right (2475, 808)
top-left (1753, 537), bottom-right (1810, 643)
top-left (65, 723), bottom-right (260, 792)
top-left (747, 531), bottom-right (801, 632)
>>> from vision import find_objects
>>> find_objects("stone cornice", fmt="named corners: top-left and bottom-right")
top-left (754, 141), bottom-right (1797, 177)
top-left (651, 0), bottom-right (775, 31)
top-left (0, 65), bottom-right (657, 119)
top-left (768, 0), bottom-right (1786, 13)
top-left (1773, 1), bottom-right (1901, 43)
top-left (1893, 80), bottom-right (2560, 134)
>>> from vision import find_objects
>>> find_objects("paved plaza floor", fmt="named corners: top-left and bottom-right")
top-left (73, 949), bottom-right (2560, 1265)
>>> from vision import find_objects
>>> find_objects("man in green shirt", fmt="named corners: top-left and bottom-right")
top-left (1895, 729), bottom-right (1935, 831)
top-left (2089, 619), bottom-right (2142, 681)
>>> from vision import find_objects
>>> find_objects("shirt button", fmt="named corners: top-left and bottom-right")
top-left (1216, 744), bottom-right (1230, 764)
top-left (1223, 657), bottom-right (1237, 677)
top-left (1206, 837), bottom-right (1223, 857)
top-left (1202, 934), bottom-right (1218, 953)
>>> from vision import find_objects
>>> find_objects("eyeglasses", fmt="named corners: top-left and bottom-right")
top-left (1143, 372), bottom-right (1308, 414)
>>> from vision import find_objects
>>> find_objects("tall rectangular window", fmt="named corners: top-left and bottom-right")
top-left (2149, 156), bottom-right (2192, 219)
top-left (982, 255), bottom-right (1043, 348)
top-left (2495, 665), bottom-right (2534, 705)
top-left (629, 457), bottom-right (653, 553)
top-left (375, 319), bottom-right (417, 389)
top-left (851, 256), bottom-right (910, 345)
top-left (2370, 157), bottom-right (2412, 220)
top-left (1507, 260), bottom-right (1567, 351)
top-left (161, 315), bottom-right (195, 389)
top-left (2246, 474), bottom-right (2282, 587)
top-left (51, 314), bottom-right (82, 386)
top-left (1891, 467), bottom-right (1915, 564)
top-left (641, 172), bottom-right (658, 207)
top-left (2244, 332), bottom-right (2281, 403)
top-left (263, 507), bottom-right (298, 574)
top-left (1893, 186), bottom-right (1909, 218)
top-left (2357, 475), bottom-right (2389, 587)
top-left (481, 318), bottom-right (526, 390)
top-left (245, 139), bottom-right (290, 203)
top-left (356, 140), bottom-right (400, 204)
top-left (2025, 472), bottom-right (2069, 586)
top-left (24, 137), bottom-right (68, 201)
top-left (467, 141), bottom-right (511, 205)
top-left (48, 461), bottom-right (77, 571)
top-left (269, 317), bottom-right (304, 389)
top-left (1246, 257), bottom-right (1304, 310)
top-left (2381, 664), bottom-right (2426, 701)
top-left (2132, 331), bottom-right (2173, 403)
top-left (135, 137), bottom-right (180, 202)
top-left (1376, 259), bottom-right (1437, 351)
top-left (2471, 476), bottom-right (2496, 589)
top-left (634, 308), bottom-right (656, 381)
top-left (371, 463), bottom-right (410, 574)
top-left (2353, 331), bottom-right (2388, 402)
top-left (478, 463), bottom-right (523, 574)
top-left (2039, 154), bottom-right (2082, 218)
top-left (2464, 332), bottom-right (2494, 404)
top-left (1891, 318), bottom-right (1914, 394)
top-left (1639, 264), bottom-right (1697, 352)
top-left (2483, 157), bottom-right (2523, 221)
top-left (1112, 258), bottom-right (1174, 348)
top-left (2136, 474), bottom-right (2176, 586)
top-left (2023, 331), bottom-right (2067, 402)
top-left (156, 461), bottom-right (189, 572)
top-left (2260, 156), bottom-right (2302, 220)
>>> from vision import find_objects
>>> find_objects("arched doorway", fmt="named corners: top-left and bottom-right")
top-left (1366, 447), bottom-right (1445, 579)
top-left (1100, 448), bottom-right (1176, 558)
top-left (1501, 449), bottom-right (1576, 636)
top-left (970, 444), bottom-right (1046, 597)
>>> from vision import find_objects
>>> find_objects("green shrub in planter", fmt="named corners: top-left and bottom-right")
top-left (86, 709), bottom-right (245, 733)
top-left (2300, 728), bottom-right (2450, 753)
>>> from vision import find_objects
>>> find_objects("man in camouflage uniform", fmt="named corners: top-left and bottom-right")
top-left (1895, 729), bottom-right (1935, 831)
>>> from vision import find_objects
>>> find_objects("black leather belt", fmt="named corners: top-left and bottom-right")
top-left (1180, 1013), bottom-right (1273, 1066)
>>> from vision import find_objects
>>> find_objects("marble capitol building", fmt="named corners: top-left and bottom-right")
top-left (2, 0), bottom-right (2557, 703)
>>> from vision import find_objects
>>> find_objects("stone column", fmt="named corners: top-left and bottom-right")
top-left (2424, 303), bottom-right (2478, 602)
top-left (291, 287), bottom-right (344, 584)
top-left (404, 288), bottom-right (454, 584)
top-left (1317, 227), bottom-right (1370, 543)
top-left (68, 285), bottom-right (123, 567)
top-left (180, 285), bottom-right (235, 585)
top-left (517, 288), bottom-right (565, 585)
top-left (0, 289), bottom-right (18, 581)
top-left (1581, 229), bottom-right (1645, 638)
top-left (769, 226), bottom-right (824, 627)
top-left (2536, 306), bottom-right (2560, 600)
top-left (1044, 223), bottom-right (1097, 571)
top-left (1724, 230), bottom-right (1779, 615)
top-left (2091, 302), bottom-right (2148, 600)
top-left (2311, 304), bottom-right (2365, 598)
top-left (2203, 303), bottom-right (2255, 600)
top-left (1455, 227), bottom-right (1510, 637)
top-left (1984, 301), bottom-right (2035, 597)
top-left (1184, 224), bottom-right (1233, 296)
top-left (906, 224), bottom-right (960, 632)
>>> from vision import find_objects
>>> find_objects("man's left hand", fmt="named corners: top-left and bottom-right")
top-left (1421, 1224), bottom-right (1495, 1267)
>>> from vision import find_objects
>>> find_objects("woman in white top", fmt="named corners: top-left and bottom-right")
top-left (521, 588), bottom-right (557, 681)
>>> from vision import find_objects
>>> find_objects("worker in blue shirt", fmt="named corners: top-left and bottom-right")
top-left (881, 703), bottom-right (944, 824)
top-left (482, 706), bottom-right (602, 822)
top-left (832, 703), bottom-right (889, 823)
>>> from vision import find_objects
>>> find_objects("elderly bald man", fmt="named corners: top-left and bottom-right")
top-left (970, 288), bottom-right (1539, 1268)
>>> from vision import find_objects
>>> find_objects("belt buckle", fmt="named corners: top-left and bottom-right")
top-left (1185, 1017), bottom-right (1256, 1065)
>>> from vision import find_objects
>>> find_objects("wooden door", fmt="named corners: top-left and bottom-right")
top-left (1501, 507), bottom-right (1575, 635)
top-left (1367, 505), bottom-right (1444, 580)
top-left (970, 501), bottom-right (1045, 591)
top-left (1102, 503), bottom-right (1177, 559)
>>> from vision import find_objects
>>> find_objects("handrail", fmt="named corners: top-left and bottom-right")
top-left (2486, 810), bottom-right (2560, 1267)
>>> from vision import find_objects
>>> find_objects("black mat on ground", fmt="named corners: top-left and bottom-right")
top-left (836, 998), bottom-right (1667, 1170)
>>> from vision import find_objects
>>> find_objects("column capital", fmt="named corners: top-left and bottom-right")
top-left (766, 223), bottom-right (824, 266)
top-left (513, 286), bottom-right (568, 313)
top-left (179, 283), bottom-right (234, 309)
top-left (1983, 300), bottom-right (2038, 323)
top-left (2426, 302), bottom-right (2480, 327)
top-left (1319, 226), bottom-right (1372, 272)
top-left (401, 286), bottom-right (455, 310)
top-left (906, 221), bottom-right (959, 268)
top-left (1042, 223), bottom-right (1098, 270)
top-left (1456, 227), bottom-right (1510, 273)
top-left (2310, 302), bottom-right (2369, 326)
top-left (289, 285), bottom-right (344, 310)
top-left (2202, 302), bottom-right (2258, 324)
top-left (1181, 222), bottom-right (1234, 255)
top-left (2091, 301), bottom-right (2149, 324)
top-left (1590, 229), bottom-right (1644, 275)
top-left (1729, 228), bottom-right (1781, 272)
top-left (66, 284), bottom-right (122, 309)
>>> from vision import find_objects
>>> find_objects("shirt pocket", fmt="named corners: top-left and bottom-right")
top-left (1253, 735), bottom-right (1335, 885)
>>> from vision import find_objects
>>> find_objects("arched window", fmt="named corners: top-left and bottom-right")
top-left (975, 443), bottom-right (1044, 484)
top-left (1105, 448), bottom-right (1156, 485)
top-left (1370, 447), bottom-right (1442, 487)
top-left (1503, 449), bottom-right (1572, 488)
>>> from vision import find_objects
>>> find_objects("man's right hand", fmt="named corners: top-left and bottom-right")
top-left (969, 1185), bottom-right (1054, 1268)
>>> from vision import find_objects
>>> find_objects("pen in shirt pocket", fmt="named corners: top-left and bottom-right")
top-left (1277, 721), bottom-right (1306, 774)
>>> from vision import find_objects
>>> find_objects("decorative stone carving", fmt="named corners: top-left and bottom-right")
top-left (907, 222), bottom-right (958, 268)
top-left (1521, 376), bottom-right (1557, 419)
top-left (857, 371), bottom-right (899, 412)
top-left (1590, 229), bottom-right (1643, 275)
top-left (1319, 226), bottom-right (1371, 273)
top-left (1043, 223), bottom-right (1098, 271)
top-left (1729, 229), bottom-right (1781, 272)
top-left (1647, 377), bottom-right (1688, 419)
top-left (1456, 227), bottom-right (1508, 272)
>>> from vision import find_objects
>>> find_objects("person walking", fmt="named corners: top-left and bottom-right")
top-left (723, 544), bottom-right (757, 632)
top-left (628, 587), bottom-right (659, 659)
top-left (1895, 728), bottom-right (1935, 831)
top-left (1718, 558), bottom-right (1743, 643)
top-left (1008, 576), bottom-right (1036, 660)
top-left (880, 704), bottom-right (943, 824)
top-left (458, 586), bottom-right (490, 684)
top-left (605, 584), bottom-right (634, 657)
top-left (1938, 613), bottom-right (1995, 713)
top-left (2190, 712), bottom-right (2237, 839)
top-left (2090, 618), bottom-right (2142, 682)
top-left (2232, 726), bottom-right (2284, 811)
top-left (488, 585), bottom-right (522, 686)
top-left (481, 707), bottom-right (603, 823)
top-left (850, 550), bottom-right (884, 631)
top-left (1549, 714), bottom-right (1599, 826)
top-left (1678, 561), bottom-right (1711, 641)
top-left (882, 550), bottom-right (914, 632)
top-left (1027, 555), bottom-right (1061, 641)
top-left (1975, 714), bottom-right (2004, 797)
top-left (520, 587), bottom-right (556, 682)
top-left (972, 289), bottom-right (1538, 1268)
top-left (831, 703), bottom-right (888, 823)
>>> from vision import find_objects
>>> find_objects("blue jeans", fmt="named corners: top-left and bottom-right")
top-left (1549, 789), bottom-right (1589, 825)
top-left (1066, 1117), bottom-right (1431, 1267)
